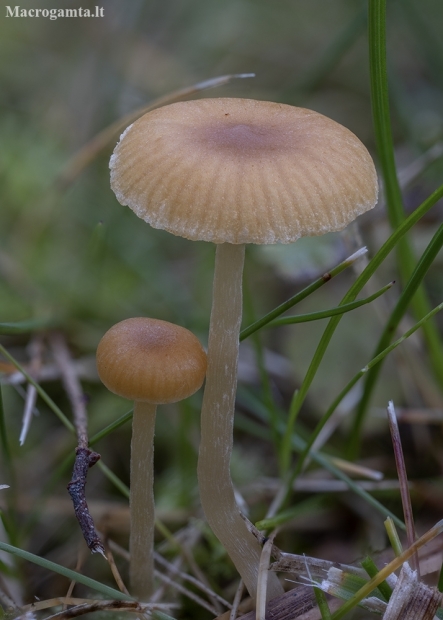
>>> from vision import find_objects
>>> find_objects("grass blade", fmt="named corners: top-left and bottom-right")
top-left (0, 541), bottom-right (133, 601)
top-left (0, 319), bottom-right (56, 335)
top-left (240, 248), bottom-right (367, 341)
top-left (331, 519), bottom-right (443, 619)
top-left (268, 282), bottom-right (393, 327)
top-left (0, 344), bottom-right (74, 433)
top-left (235, 390), bottom-right (405, 530)
top-left (279, 181), bottom-right (443, 475)
top-left (369, 0), bottom-right (443, 389)
top-left (349, 222), bottom-right (443, 455)
top-left (289, 301), bottom-right (443, 485)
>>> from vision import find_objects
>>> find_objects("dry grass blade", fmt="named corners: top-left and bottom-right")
top-left (229, 581), bottom-right (245, 620)
top-left (56, 73), bottom-right (255, 190)
top-left (326, 519), bottom-right (443, 619)
top-left (102, 537), bottom-right (130, 595)
top-left (19, 335), bottom-right (44, 445)
top-left (220, 587), bottom-right (317, 620)
top-left (39, 600), bottom-right (179, 620)
top-left (155, 569), bottom-right (221, 616)
top-left (387, 401), bottom-right (418, 574)
top-left (50, 332), bottom-right (89, 448)
top-left (256, 538), bottom-right (274, 620)
top-left (154, 552), bottom-right (231, 610)
top-left (107, 538), bottom-right (230, 614)
top-left (382, 562), bottom-right (442, 619)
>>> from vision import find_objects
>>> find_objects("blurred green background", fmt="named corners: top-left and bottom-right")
top-left (2, 0), bottom-right (442, 403)
top-left (1, 0), bottom-right (443, 611)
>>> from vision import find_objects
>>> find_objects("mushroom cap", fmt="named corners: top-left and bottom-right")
top-left (96, 318), bottom-right (207, 404)
top-left (110, 98), bottom-right (378, 245)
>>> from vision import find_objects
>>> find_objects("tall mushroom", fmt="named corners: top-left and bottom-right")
top-left (96, 317), bottom-right (207, 599)
top-left (109, 98), bottom-right (378, 600)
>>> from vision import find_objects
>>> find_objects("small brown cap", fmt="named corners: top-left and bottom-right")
top-left (110, 98), bottom-right (378, 244)
top-left (96, 318), bottom-right (207, 404)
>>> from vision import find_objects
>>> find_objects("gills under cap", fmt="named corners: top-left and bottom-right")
top-left (110, 98), bottom-right (378, 245)
top-left (96, 317), bottom-right (207, 404)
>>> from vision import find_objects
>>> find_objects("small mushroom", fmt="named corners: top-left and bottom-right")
top-left (96, 317), bottom-right (207, 599)
top-left (109, 98), bottom-right (378, 600)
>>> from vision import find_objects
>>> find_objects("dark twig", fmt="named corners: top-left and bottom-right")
top-left (67, 448), bottom-right (104, 555)
top-left (50, 332), bottom-right (105, 556)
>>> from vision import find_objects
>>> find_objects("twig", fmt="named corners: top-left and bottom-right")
top-left (67, 447), bottom-right (104, 555)
top-left (50, 332), bottom-right (105, 556)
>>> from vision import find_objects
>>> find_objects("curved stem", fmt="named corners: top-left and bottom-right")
top-left (130, 400), bottom-right (156, 599)
top-left (198, 243), bottom-right (283, 601)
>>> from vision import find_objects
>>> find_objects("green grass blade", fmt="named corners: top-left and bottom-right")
top-left (256, 495), bottom-right (327, 531)
top-left (369, 0), bottom-right (404, 228)
top-left (0, 319), bottom-right (56, 335)
top-left (291, 301), bottom-right (443, 481)
top-left (89, 409), bottom-right (133, 446)
top-left (268, 282), bottom-right (393, 327)
top-left (279, 182), bottom-right (443, 475)
top-left (240, 248), bottom-right (367, 341)
top-left (369, 0), bottom-right (443, 387)
top-left (0, 540), bottom-right (133, 601)
top-left (97, 460), bottom-right (130, 499)
top-left (243, 277), bottom-right (282, 456)
top-left (384, 516), bottom-right (403, 556)
top-left (350, 222), bottom-right (443, 456)
top-left (235, 390), bottom-right (405, 530)
top-left (361, 556), bottom-right (392, 601)
top-left (331, 520), bottom-right (443, 618)
top-left (314, 586), bottom-right (333, 620)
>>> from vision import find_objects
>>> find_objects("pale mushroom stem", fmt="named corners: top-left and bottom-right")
top-left (130, 400), bottom-right (156, 599)
top-left (198, 242), bottom-right (283, 601)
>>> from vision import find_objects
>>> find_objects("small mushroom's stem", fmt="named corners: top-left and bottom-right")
top-left (198, 243), bottom-right (283, 601)
top-left (130, 400), bottom-right (156, 599)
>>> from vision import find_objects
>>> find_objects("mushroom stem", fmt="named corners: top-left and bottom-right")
top-left (130, 400), bottom-right (156, 599)
top-left (198, 243), bottom-right (283, 601)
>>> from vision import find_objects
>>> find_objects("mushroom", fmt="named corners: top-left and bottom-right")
top-left (96, 317), bottom-right (207, 599)
top-left (109, 98), bottom-right (378, 600)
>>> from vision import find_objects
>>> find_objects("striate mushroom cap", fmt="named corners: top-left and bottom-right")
top-left (96, 317), bottom-right (207, 404)
top-left (110, 98), bottom-right (378, 245)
